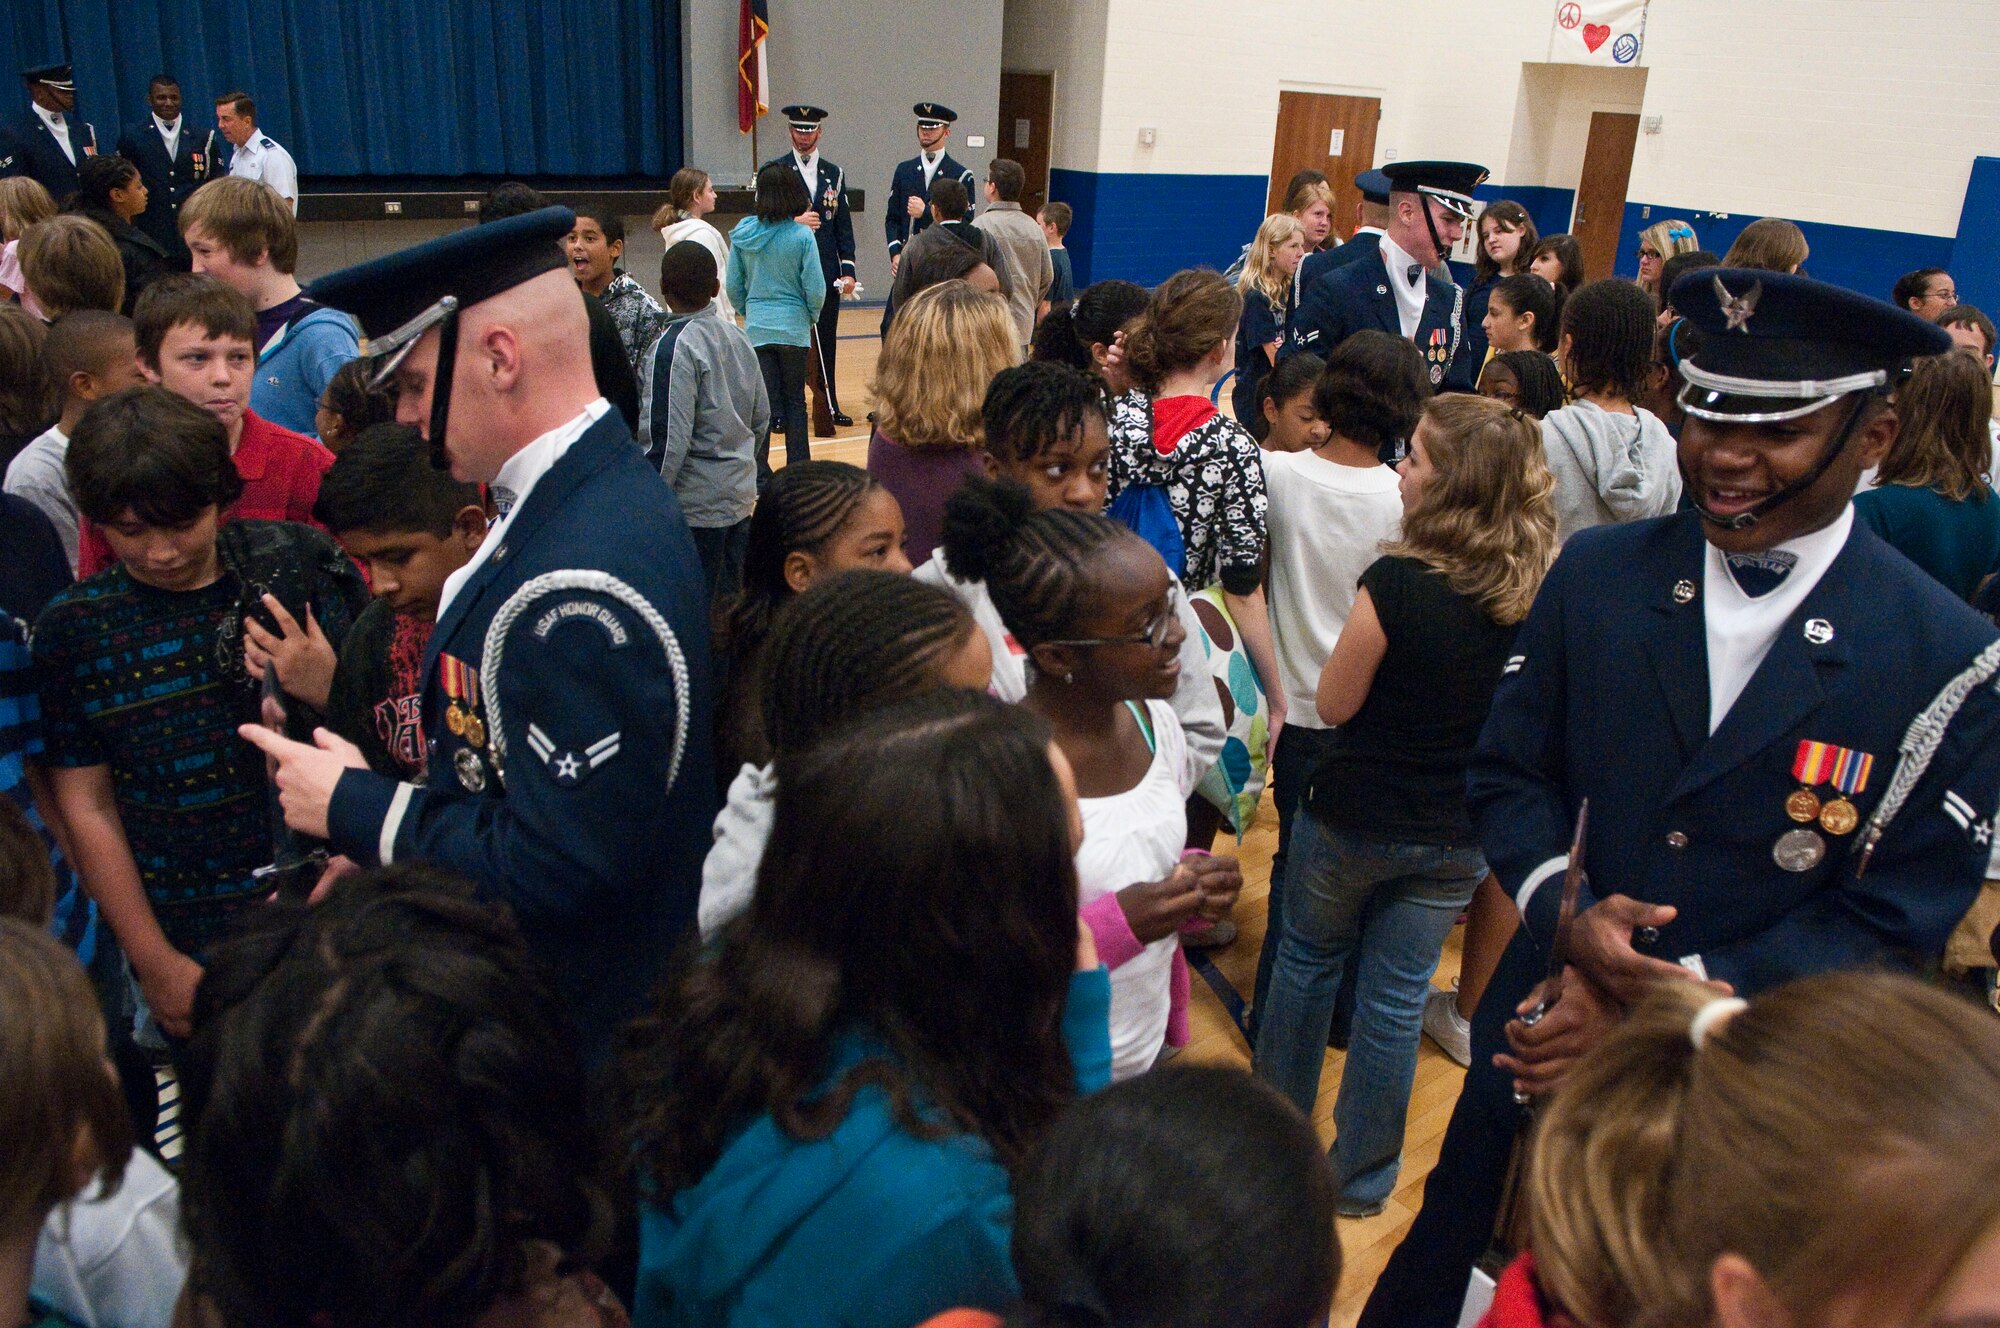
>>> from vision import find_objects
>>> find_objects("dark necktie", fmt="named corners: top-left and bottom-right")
top-left (1406, 264), bottom-right (1422, 284)
top-left (1723, 550), bottom-right (1797, 598)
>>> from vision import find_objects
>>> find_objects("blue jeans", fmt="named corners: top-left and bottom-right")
top-left (1251, 723), bottom-right (1339, 1038)
top-left (1253, 814), bottom-right (1485, 1211)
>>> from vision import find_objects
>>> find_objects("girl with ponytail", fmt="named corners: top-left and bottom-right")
top-left (1492, 971), bottom-right (2000, 1328)
top-left (652, 168), bottom-right (734, 321)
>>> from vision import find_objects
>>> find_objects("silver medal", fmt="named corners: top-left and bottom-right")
top-left (454, 746), bottom-right (488, 793)
top-left (1772, 827), bottom-right (1825, 873)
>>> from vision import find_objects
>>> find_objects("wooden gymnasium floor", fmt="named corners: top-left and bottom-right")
top-left (799, 307), bottom-right (1469, 1327)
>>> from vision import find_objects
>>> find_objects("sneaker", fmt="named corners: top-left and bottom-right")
top-left (1181, 917), bottom-right (1237, 950)
top-left (1336, 1195), bottom-right (1388, 1219)
top-left (1422, 987), bottom-right (1472, 1067)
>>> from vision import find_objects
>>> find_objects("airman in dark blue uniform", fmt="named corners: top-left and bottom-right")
top-left (1360, 271), bottom-right (2000, 1328)
top-left (1288, 160), bottom-right (1485, 400)
top-left (764, 104), bottom-right (857, 428)
top-left (115, 75), bottom-right (217, 267)
top-left (246, 208), bottom-right (718, 1064)
top-left (885, 102), bottom-right (976, 270)
top-left (0, 63), bottom-right (99, 203)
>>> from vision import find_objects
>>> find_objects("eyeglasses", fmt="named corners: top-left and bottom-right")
top-left (1043, 588), bottom-right (1180, 651)
top-left (1637, 247), bottom-right (1662, 261)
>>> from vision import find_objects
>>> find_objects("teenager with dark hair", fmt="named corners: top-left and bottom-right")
top-left (1253, 330), bottom-right (1426, 1033)
top-left (640, 240), bottom-right (768, 598)
top-left (35, 386), bottom-right (364, 1041)
top-left (727, 165), bottom-right (826, 478)
top-left (919, 1066), bottom-right (1340, 1328)
top-left (1257, 394), bottom-right (1556, 1218)
top-left (312, 356), bottom-right (396, 453)
top-left (66, 155), bottom-right (171, 315)
top-left (272, 424), bottom-right (488, 779)
top-left (74, 273), bottom-right (332, 577)
top-left (713, 460), bottom-right (910, 776)
top-left (179, 867), bottom-right (618, 1328)
top-left (1542, 279), bottom-right (1681, 540)
top-left (567, 208), bottom-right (668, 376)
top-left (698, 569), bottom-right (989, 937)
top-left (1461, 200), bottom-right (1540, 379)
top-left (1031, 279), bottom-right (1150, 398)
top-left (1479, 349), bottom-right (1568, 419)
top-left (5, 310), bottom-right (142, 571)
top-left (917, 363), bottom-right (1226, 783)
top-left (625, 688), bottom-right (1111, 1328)
top-left (1254, 351), bottom-right (1327, 452)
top-left (1482, 273), bottom-right (1559, 357)
top-left (1527, 233), bottom-right (1584, 302)
top-left (1893, 266), bottom-right (1956, 320)
top-left (943, 477), bottom-right (1240, 1079)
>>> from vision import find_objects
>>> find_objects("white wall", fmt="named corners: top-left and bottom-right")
top-left (1504, 64), bottom-right (1649, 195)
top-left (1061, 0), bottom-right (2000, 243)
top-left (1002, 0), bottom-right (1110, 174)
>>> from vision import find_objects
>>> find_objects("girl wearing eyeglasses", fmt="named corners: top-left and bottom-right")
top-left (1635, 218), bottom-right (1700, 298)
top-left (942, 475), bottom-right (1242, 1080)
top-left (1253, 394), bottom-right (1556, 1218)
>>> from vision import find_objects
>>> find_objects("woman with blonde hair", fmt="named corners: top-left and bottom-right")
top-left (1856, 350), bottom-right (2000, 601)
top-left (0, 177), bottom-right (59, 315)
top-left (1254, 393), bottom-right (1555, 1218)
top-left (868, 279), bottom-right (1020, 564)
top-left (1232, 213), bottom-right (1308, 427)
top-left (653, 167), bottom-right (734, 321)
top-left (1721, 216), bottom-right (1808, 274)
top-left (1485, 971), bottom-right (2000, 1328)
top-left (1635, 218), bottom-right (1699, 298)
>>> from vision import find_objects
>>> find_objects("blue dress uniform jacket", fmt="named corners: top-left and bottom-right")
top-left (116, 119), bottom-right (216, 263)
top-left (1293, 231), bottom-right (1381, 300)
top-left (884, 152), bottom-right (975, 258)
top-left (1287, 249), bottom-right (1474, 391)
top-left (324, 413), bottom-right (718, 1060)
top-left (765, 153), bottom-right (857, 286)
top-left (0, 112), bottom-right (98, 202)
top-left (1358, 510), bottom-right (2000, 1328)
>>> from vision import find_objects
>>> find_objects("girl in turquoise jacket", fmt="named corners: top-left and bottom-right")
top-left (625, 690), bottom-right (1112, 1328)
top-left (727, 163), bottom-right (826, 475)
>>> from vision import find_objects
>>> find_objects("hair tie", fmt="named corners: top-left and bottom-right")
top-left (1688, 996), bottom-right (1748, 1051)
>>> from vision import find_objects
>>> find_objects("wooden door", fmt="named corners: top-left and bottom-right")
top-left (1268, 92), bottom-right (1380, 233)
top-left (1571, 111), bottom-right (1640, 284)
top-left (998, 71), bottom-right (1055, 212)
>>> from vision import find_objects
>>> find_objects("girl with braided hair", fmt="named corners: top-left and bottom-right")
top-left (697, 569), bottom-right (990, 937)
top-left (942, 475), bottom-right (1241, 1080)
top-left (712, 460), bottom-right (912, 778)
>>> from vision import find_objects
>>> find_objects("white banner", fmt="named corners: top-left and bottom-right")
top-left (1548, 0), bottom-right (1648, 67)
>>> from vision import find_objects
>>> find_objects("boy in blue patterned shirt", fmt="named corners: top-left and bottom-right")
top-left (33, 386), bottom-right (364, 1040)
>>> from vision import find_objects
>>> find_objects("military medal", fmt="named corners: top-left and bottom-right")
top-left (1773, 827), bottom-right (1825, 873)
top-left (1818, 746), bottom-right (1871, 836)
top-left (1784, 788), bottom-right (1822, 823)
top-left (1789, 741), bottom-right (1836, 827)
top-left (462, 714), bottom-right (487, 750)
top-left (440, 654), bottom-right (483, 747)
top-left (445, 705), bottom-right (467, 737)
top-left (454, 746), bottom-right (487, 793)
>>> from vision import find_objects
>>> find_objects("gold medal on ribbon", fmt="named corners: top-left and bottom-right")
top-left (1785, 788), bottom-right (1821, 823)
top-left (445, 703), bottom-right (467, 737)
top-left (1819, 797), bottom-right (1859, 837)
top-left (463, 714), bottom-right (487, 749)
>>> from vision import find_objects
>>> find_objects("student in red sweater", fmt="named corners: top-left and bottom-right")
top-left (75, 273), bottom-right (329, 575)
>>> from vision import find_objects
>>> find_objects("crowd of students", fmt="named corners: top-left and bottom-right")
top-left (1, 142), bottom-right (1999, 1328)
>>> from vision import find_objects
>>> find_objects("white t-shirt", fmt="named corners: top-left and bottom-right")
top-left (1261, 449), bottom-right (1404, 729)
top-left (1076, 699), bottom-right (1192, 1081)
top-left (34, 1151), bottom-right (186, 1328)
top-left (658, 216), bottom-right (736, 323)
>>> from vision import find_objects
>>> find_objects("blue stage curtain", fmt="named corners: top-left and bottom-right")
top-left (3, 0), bottom-right (681, 177)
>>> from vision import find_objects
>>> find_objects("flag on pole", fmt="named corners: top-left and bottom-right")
top-left (738, 0), bottom-right (769, 133)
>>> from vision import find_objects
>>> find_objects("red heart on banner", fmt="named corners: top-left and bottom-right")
top-left (1583, 22), bottom-right (1611, 50)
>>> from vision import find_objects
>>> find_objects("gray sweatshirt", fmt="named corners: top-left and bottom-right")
top-left (636, 303), bottom-right (770, 527)
top-left (1540, 400), bottom-right (1682, 543)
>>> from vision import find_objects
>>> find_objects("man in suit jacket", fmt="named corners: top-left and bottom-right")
top-left (115, 75), bottom-right (216, 268)
top-left (0, 63), bottom-right (99, 203)
top-left (765, 104), bottom-right (857, 428)
top-left (245, 207), bottom-right (718, 1065)
top-left (1359, 271), bottom-right (2000, 1328)
top-left (1288, 160), bottom-right (1486, 401)
top-left (885, 102), bottom-right (977, 273)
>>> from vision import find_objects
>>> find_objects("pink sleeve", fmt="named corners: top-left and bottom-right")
top-left (1080, 893), bottom-right (1145, 971)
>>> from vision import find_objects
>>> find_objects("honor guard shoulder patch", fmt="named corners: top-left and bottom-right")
top-left (532, 598), bottom-right (630, 647)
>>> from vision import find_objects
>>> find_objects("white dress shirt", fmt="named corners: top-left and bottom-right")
top-left (1702, 506), bottom-right (1853, 733)
top-left (435, 399), bottom-right (611, 622)
top-left (1378, 233), bottom-right (1429, 340)
top-left (153, 113), bottom-right (181, 159)
top-left (228, 132), bottom-right (299, 212)
top-left (920, 150), bottom-right (942, 187)
top-left (34, 104), bottom-right (75, 164)
top-left (792, 149), bottom-right (820, 203)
